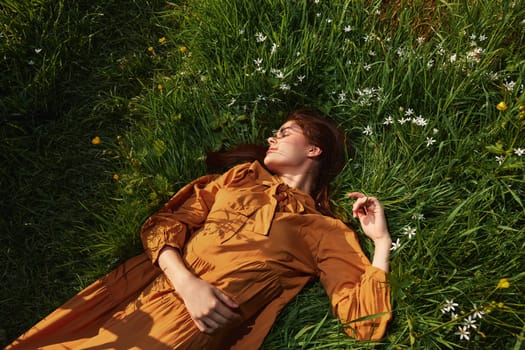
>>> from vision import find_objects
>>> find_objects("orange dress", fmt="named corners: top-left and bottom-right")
top-left (7, 161), bottom-right (391, 349)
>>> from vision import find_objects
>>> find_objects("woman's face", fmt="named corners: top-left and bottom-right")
top-left (264, 120), bottom-right (320, 173)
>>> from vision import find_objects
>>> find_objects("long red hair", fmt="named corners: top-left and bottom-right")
top-left (206, 108), bottom-right (350, 216)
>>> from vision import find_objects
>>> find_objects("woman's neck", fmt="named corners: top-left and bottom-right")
top-left (278, 169), bottom-right (317, 195)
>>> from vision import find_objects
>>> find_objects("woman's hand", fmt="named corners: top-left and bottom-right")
top-left (348, 192), bottom-right (391, 272)
top-left (158, 246), bottom-right (241, 334)
top-left (347, 192), bottom-right (390, 242)
top-left (176, 275), bottom-right (242, 334)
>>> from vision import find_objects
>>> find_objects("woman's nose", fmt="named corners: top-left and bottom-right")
top-left (267, 136), bottom-right (277, 145)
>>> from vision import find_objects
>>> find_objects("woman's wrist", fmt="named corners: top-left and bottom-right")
top-left (371, 236), bottom-right (391, 272)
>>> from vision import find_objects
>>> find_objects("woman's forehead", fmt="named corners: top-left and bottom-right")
top-left (279, 120), bottom-right (301, 131)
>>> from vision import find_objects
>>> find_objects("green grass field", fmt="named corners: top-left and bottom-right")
top-left (1, 0), bottom-right (524, 348)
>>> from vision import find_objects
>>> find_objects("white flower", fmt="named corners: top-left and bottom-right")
top-left (326, 18), bottom-right (332, 23)
top-left (426, 137), bottom-right (436, 147)
top-left (472, 305), bottom-right (486, 319)
top-left (413, 115), bottom-right (428, 126)
top-left (449, 53), bottom-right (457, 63)
top-left (271, 43), bottom-right (279, 54)
top-left (238, 29), bottom-right (245, 35)
top-left (441, 299), bottom-right (459, 313)
top-left (427, 59), bottom-right (434, 69)
top-left (398, 117), bottom-right (411, 125)
top-left (227, 98), bottom-right (236, 107)
top-left (417, 36), bottom-right (425, 44)
top-left (451, 312), bottom-right (459, 320)
top-left (279, 83), bottom-right (290, 91)
top-left (255, 32), bottom-right (267, 43)
top-left (316, 12), bottom-right (321, 17)
top-left (383, 116), bottom-right (394, 125)
top-left (314, 0), bottom-right (320, 3)
top-left (479, 34), bottom-right (487, 41)
top-left (28, 60), bottom-right (34, 65)
top-left (369, 50), bottom-right (376, 56)
top-left (495, 155), bottom-right (505, 165)
top-left (514, 148), bottom-right (524, 156)
top-left (390, 238), bottom-right (401, 251)
top-left (433, 128), bottom-right (439, 134)
top-left (402, 226), bottom-right (416, 239)
top-left (337, 91), bottom-right (347, 103)
top-left (363, 34), bottom-right (373, 42)
top-left (254, 57), bottom-right (263, 66)
top-left (470, 33), bottom-right (477, 40)
top-left (455, 326), bottom-right (470, 341)
top-left (364, 63), bottom-right (372, 71)
top-left (504, 80), bottom-right (517, 92)
top-left (297, 75), bottom-right (305, 82)
top-left (34, 48), bottom-right (42, 54)
top-left (363, 125), bottom-right (373, 135)
top-left (404, 108), bottom-right (415, 116)
top-left (411, 213), bottom-right (425, 221)
top-left (463, 315), bottom-right (477, 329)
top-left (344, 25), bottom-right (352, 32)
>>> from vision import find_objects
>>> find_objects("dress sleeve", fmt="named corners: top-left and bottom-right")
top-left (315, 219), bottom-right (392, 341)
top-left (140, 162), bottom-right (254, 264)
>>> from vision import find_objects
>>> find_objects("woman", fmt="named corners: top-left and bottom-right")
top-left (7, 108), bottom-right (392, 349)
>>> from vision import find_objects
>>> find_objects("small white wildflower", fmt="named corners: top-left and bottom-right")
top-left (227, 98), bottom-right (236, 107)
top-left (496, 155), bottom-right (505, 165)
top-left (254, 57), bottom-right (263, 66)
top-left (363, 63), bottom-right (372, 71)
top-left (426, 137), bottom-right (436, 147)
top-left (255, 32), bottom-right (267, 43)
top-left (463, 315), bottom-right (477, 329)
top-left (398, 117), bottom-right (411, 125)
top-left (344, 25), bottom-right (352, 32)
top-left (271, 43), bottom-right (279, 54)
top-left (274, 70), bottom-right (284, 79)
top-left (449, 53), bottom-right (457, 63)
top-left (254, 95), bottom-right (265, 103)
top-left (297, 75), bottom-right (305, 82)
top-left (363, 125), bottom-right (373, 135)
top-left (390, 238), bottom-right (401, 251)
top-left (427, 59), bottom-right (434, 69)
top-left (514, 148), bottom-right (525, 156)
top-left (316, 12), bottom-right (321, 17)
top-left (375, 9), bottom-right (381, 15)
top-left (369, 50), bottom-right (376, 56)
top-left (363, 34), bottom-right (373, 42)
top-left (383, 116), bottom-right (394, 125)
top-left (279, 83), bottom-right (290, 91)
top-left (404, 108), bottom-right (415, 116)
top-left (402, 226), bottom-right (416, 239)
top-left (416, 36), bottom-right (425, 45)
top-left (455, 326), bottom-right (470, 341)
top-left (411, 213), bottom-right (425, 221)
top-left (479, 34), bottom-right (487, 41)
top-left (466, 47), bottom-right (483, 63)
top-left (472, 305), bottom-right (486, 319)
top-left (413, 115), bottom-right (428, 126)
top-left (326, 18), bottom-right (333, 23)
top-left (451, 312), bottom-right (459, 320)
top-left (337, 91), bottom-right (347, 103)
top-left (441, 299), bottom-right (459, 313)
top-left (28, 60), bottom-right (34, 65)
top-left (314, 0), bottom-right (320, 3)
top-left (296, 51), bottom-right (301, 57)
top-left (433, 128), bottom-right (439, 134)
top-left (503, 80), bottom-right (517, 92)
top-left (238, 29), bottom-right (245, 35)
top-left (470, 33), bottom-right (477, 41)
top-left (34, 48), bottom-right (42, 54)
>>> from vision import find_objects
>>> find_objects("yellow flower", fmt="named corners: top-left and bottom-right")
top-left (157, 83), bottom-right (163, 91)
top-left (497, 278), bottom-right (510, 289)
top-left (497, 302), bottom-right (505, 308)
top-left (496, 101), bottom-right (508, 111)
top-left (158, 37), bottom-right (166, 44)
top-left (147, 46), bottom-right (154, 52)
top-left (91, 136), bottom-right (101, 145)
top-left (179, 46), bottom-right (187, 53)
top-left (113, 173), bottom-right (120, 180)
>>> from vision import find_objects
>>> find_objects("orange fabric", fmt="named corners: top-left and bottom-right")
top-left (7, 161), bottom-right (391, 349)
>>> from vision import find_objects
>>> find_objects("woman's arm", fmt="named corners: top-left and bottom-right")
top-left (348, 192), bottom-right (392, 272)
top-left (158, 246), bottom-right (241, 334)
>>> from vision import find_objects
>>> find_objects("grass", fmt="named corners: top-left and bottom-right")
top-left (2, 0), bottom-right (524, 348)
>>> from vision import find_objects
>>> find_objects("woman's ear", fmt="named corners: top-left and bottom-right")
top-left (307, 145), bottom-right (323, 158)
